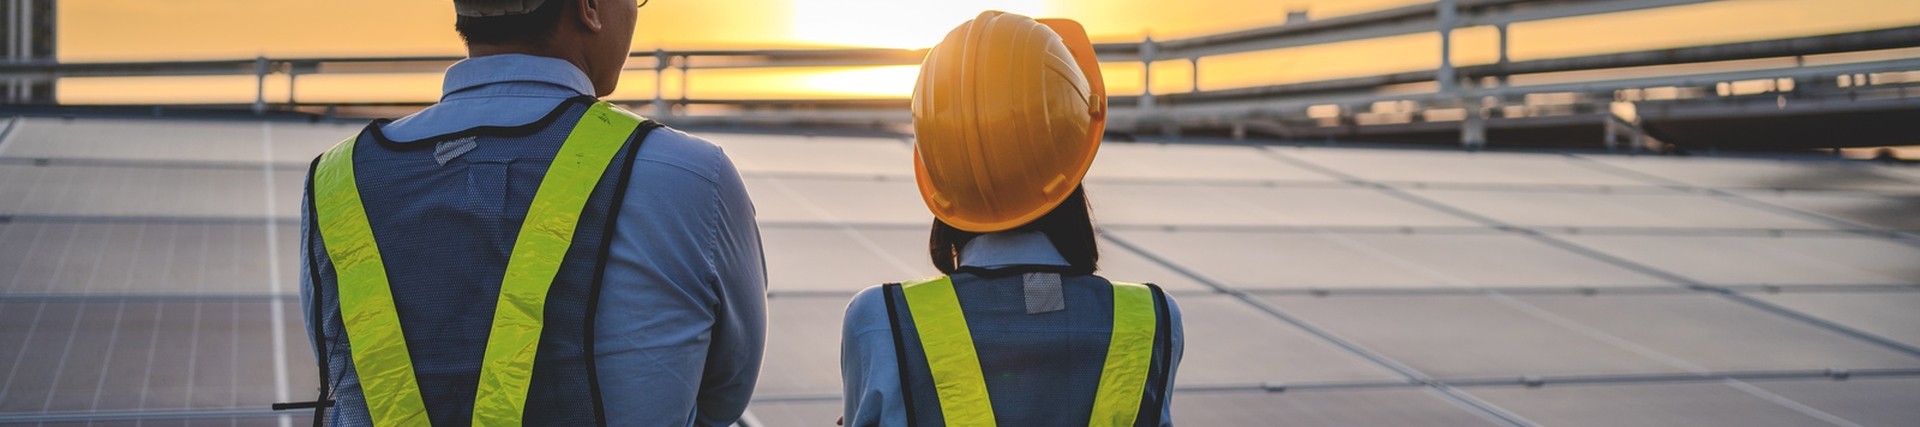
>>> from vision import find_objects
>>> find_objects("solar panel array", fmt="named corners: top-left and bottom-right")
top-left (1, 115), bottom-right (1917, 426)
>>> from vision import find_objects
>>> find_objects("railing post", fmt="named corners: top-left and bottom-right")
top-left (7, 0), bottom-right (23, 104)
top-left (1138, 36), bottom-right (1156, 111)
top-left (1462, 103), bottom-right (1487, 150)
top-left (1189, 57), bottom-right (1200, 93)
top-left (678, 54), bottom-right (689, 116)
top-left (1437, 0), bottom-right (1457, 94)
top-left (18, 0), bottom-right (29, 103)
top-left (253, 56), bottom-right (268, 115)
top-left (286, 66), bottom-right (298, 109)
top-left (653, 49), bottom-right (669, 118)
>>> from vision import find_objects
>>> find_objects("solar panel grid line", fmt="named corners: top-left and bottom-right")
top-left (1264, 148), bottom-right (1920, 355)
top-left (730, 368), bottom-right (1920, 403)
top-left (0, 294), bottom-right (298, 303)
top-left (1259, 148), bottom-right (1920, 424)
top-left (0, 407), bottom-right (287, 424)
top-left (257, 122), bottom-right (294, 427)
top-left (1562, 154), bottom-right (1920, 247)
top-left (31, 221), bottom-right (123, 413)
top-left (0, 216), bottom-right (296, 226)
top-left (182, 301), bottom-right (204, 410)
top-left (1428, 385), bottom-right (1543, 427)
top-left (0, 301), bottom-right (50, 409)
top-left (1094, 231), bottom-right (1538, 427)
top-left (1311, 230), bottom-right (1476, 288)
top-left (0, 217), bottom-right (25, 293)
top-left (762, 288), bottom-right (1229, 300)
top-left (1238, 284), bottom-right (1920, 297)
top-left (0, 117), bottom-right (20, 158)
top-left (759, 177), bottom-right (924, 278)
top-left (11, 226), bottom-right (94, 411)
top-left (84, 299), bottom-right (130, 413)
top-left (1718, 379), bottom-right (1866, 427)
top-left (0, 157), bottom-right (312, 172)
top-left (144, 225), bottom-right (190, 411)
top-left (769, 220), bottom-right (1878, 239)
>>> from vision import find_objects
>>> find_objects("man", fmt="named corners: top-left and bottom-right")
top-left (294, 0), bottom-right (765, 425)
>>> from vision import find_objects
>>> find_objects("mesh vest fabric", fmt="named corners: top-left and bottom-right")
top-left (304, 97), bottom-right (656, 426)
top-left (883, 272), bottom-right (1174, 427)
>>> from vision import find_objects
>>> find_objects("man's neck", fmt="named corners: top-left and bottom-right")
top-left (467, 43), bottom-right (592, 82)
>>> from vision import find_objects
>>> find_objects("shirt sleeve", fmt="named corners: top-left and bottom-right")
top-left (842, 286), bottom-right (911, 427)
top-left (1159, 295), bottom-right (1185, 427)
top-left (298, 171), bottom-right (322, 367)
top-left (694, 145), bottom-right (769, 426)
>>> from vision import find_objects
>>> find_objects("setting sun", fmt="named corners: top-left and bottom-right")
top-left (788, 0), bottom-right (1048, 49)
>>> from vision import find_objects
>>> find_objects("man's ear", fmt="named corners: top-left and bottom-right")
top-left (576, 0), bottom-right (604, 32)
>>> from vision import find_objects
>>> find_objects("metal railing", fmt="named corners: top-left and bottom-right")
top-left (4, 0), bottom-right (1920, 147)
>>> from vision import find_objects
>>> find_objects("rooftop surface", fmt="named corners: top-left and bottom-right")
top-left (1, 116), bottom-right (1918, 426)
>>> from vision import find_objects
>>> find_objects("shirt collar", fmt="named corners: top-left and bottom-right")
top-left (441, 54), bottom-right (597, 100)
top-left (959, 230), bottom-right (1072, 269)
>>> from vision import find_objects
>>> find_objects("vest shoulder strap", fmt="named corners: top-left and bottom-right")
top-left (313, 134), bottom-right (431, 427)
top-left (1090, 281), bottom-right (1157, 427)
top-left (900, 276), bottom-right (997, 426)
top-left (471, 101), bottom-right (642, 426)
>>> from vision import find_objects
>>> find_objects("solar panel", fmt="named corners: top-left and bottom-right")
top-left (1093, 182), bottom-right (1478, 228)
top-left (1170, 389), bottom-right (1502, 427)
top-left (0, 164), bottom-right (305, 220)
top-left (1746, 292), bottom-right (1920, 348)
top-left (5, 116), bottom-right (1920, 425)
top-left (762, 226), bottom-right (929, 292)
top-left (744, 176), bottom-right (929, 226)
top-left (1563, 234), bottom-right (1920, 285)
top-left (0, 221), bottom-right (299, 295)
top-left (0, 300), bottom-right (315, 414)
top-left (1174, 296), bottom-right (1402, 385)
top-left (1110, 229), bottom-right (1667, 290)
top-left (745, 400), bottom-right (842, 427)
top-left (1260, 294), bottom-right (1697, 378)
top-left (1464, 381), bottom-right (1879, 427)
top-left (2, 118), bottom-right (352, 165)
top-left (1728, 190), bottom-right (1920, 230)
top-left (1087, 143), bottom-right (1339, 183)
top-left (1277, 148), bottom-right (1648, 187)
top-left (1409, 188), bottom-right (1832, 230)
top-left (706, 133), bottom-right (913, 177)
top-left (1739, 377), bottom-right (1920, 427)
top-left (1585, 155), bottom-right (1920, 193)
top-left (760, 297), bottom-right (851, 396)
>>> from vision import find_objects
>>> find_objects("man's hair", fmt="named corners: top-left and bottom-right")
top-left (455, 0), bottom-right (569, 45)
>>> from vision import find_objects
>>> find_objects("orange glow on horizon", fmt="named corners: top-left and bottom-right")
top-left (46, 0), bottom-right (1920, 105)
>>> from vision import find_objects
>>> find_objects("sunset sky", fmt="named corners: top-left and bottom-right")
top-left (47, 0), bottom-right (1920, 104)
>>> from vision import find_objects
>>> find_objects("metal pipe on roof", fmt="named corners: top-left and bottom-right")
top-left (17, 0), bottom-right (30, 103)
top-left (8, 0), bottom-right (19, 103)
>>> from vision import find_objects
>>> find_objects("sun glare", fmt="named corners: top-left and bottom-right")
top-left (800, 65), bottom-right (923, 98)
top-left (788, 0), bottom-right (1050, 49)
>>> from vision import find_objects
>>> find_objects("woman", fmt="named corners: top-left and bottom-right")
top-left (841, 11), bottom-right (1184, 427)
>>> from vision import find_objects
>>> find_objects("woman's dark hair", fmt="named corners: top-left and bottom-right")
top-left (455, 0), bottom-right (570, 46)
top-left (930, 186), bottom-right (1099, 275)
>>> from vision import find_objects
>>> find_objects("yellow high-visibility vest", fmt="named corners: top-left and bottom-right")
top-left (312, 101), bottom-right (644, 427)
top-left (896, 276), bottom-right (1160, 427)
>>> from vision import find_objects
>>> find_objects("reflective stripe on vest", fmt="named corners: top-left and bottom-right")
top-left (314, 101), bottom-right (643, 427)
top-left (900, 276), bottom-right (1159, 427)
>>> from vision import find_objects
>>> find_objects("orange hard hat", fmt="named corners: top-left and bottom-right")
top-left (911, 11), bottom-right (1107, 233)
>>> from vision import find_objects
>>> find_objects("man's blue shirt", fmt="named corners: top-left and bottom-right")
top-left (299, 54), bottom-right (767, 427)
